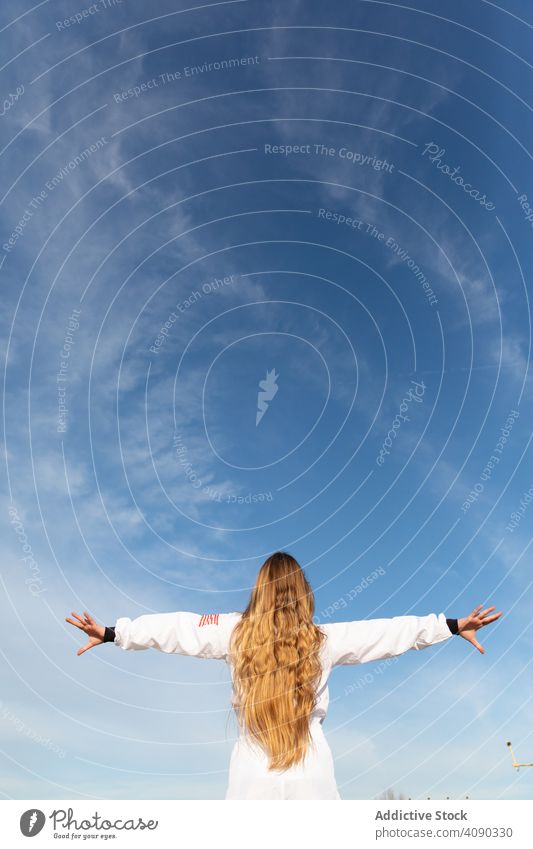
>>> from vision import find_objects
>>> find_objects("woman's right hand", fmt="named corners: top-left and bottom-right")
top-left (65, 611), bottom-right (105, 656)
top-left (457, 604), bottom-right (502, 654)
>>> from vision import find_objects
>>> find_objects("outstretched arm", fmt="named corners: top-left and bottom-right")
top-left (322, 605), bottom-right (502, 667)
top-left (65, 609), bottom-right (240, 659)
top-left (323, 612), bottom-right (454, 666)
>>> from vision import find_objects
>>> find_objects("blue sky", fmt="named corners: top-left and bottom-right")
top-left (1, 0), bottom-right (532, 801)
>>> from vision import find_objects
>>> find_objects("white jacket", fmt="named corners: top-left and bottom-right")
top-left (113, 611), bottom-right (454, 799)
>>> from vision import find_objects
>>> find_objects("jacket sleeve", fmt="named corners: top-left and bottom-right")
top-left (322, 612), bottom-right (453, 666)
top-left (113, 611), bottom-right (240, 659)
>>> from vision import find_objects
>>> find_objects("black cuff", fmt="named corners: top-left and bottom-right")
top-left (103, 626), bottom-right (116, 643)
top-left (446, 618), bottom-right (459, 635)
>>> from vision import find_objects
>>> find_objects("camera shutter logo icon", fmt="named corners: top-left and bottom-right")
top-left (20, 809), bottom-right (46, 837)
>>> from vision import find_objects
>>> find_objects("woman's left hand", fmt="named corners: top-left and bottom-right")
top-left (457, 605), bottom-right (503, 654)
top-left (65, 610), bottom-right (105, 656)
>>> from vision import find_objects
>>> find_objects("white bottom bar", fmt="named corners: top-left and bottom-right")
top-left (2, 799), bottom-right (532, 848)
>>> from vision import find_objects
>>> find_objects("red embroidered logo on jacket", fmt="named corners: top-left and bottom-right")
top-left (198, 613), bottom-right (219, 627)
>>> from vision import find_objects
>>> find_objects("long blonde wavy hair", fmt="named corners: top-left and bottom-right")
top-left (229, 551), bottom-right (325, 771)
